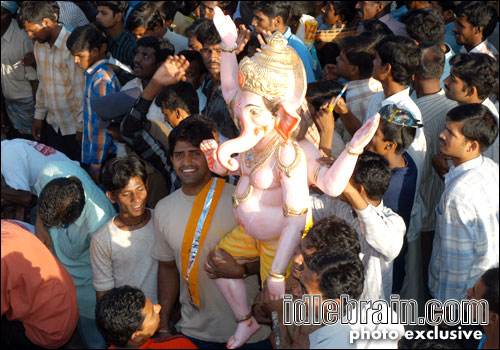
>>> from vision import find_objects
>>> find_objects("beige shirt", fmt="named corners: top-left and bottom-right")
top-left (1, 20), bottom-right (37, 100)
top-left (152, 183), bottom-right (271, 343)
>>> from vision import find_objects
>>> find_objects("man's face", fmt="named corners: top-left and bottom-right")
top-left (109, 176), bottom-right (148, 218)
top-left (188, 35), bottom-right (203, 52)
top-left (322, 2), bottom-right (342, 25)
top-left (439, 120), bottom-right (470, 159)
top-left (96, 6), bottom-right (121, 29)
top-left (372, 52), bottom-right (386, 82)
top-left (73, 48), bottom-right (99, 70)
top-left (356, 1), bottom-right (380, 20)
top-left (292, 237), bottom-right (316, 279)
top-left (185, 60), bottom-right (205, 89)
top-left (133, 46), bottom-right (159, 80)
top-left (171, 140), bottom-right (211, 187)
top-left (443, 70), bottom-right (469, 103)
top-left (298, 260), bottom-right (322, 312)
top-left (466, 277), bottom-right (488, 324)
top-left (453, 15), bottom-right (476, 46)
top-left (200, 42), bottom-right (221, 78)
top-left (251, 11), bottom-right (276, 35)
top-left (136, 298), bottom-right (161, 341)
top-left (130, 26), bottom-right (155, 41)
top-left (200, 1), bottom-right (217, 19)
top-left (24, 20), bottom-right (52, 43)
top-left (335, 50), bottom-right (355, 80)
top-left (366, 123), bottom-right (390, 156)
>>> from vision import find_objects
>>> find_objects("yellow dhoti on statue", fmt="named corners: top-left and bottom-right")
top-left (217, 210), bottom-right (313, 285)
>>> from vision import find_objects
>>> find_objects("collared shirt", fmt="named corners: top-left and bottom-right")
top-left (33, 25), bottom-right (85, 135)
top-left (414, 90), bottom-right (458, 231)
top-left (283, 27), bottom-right (316, 83)
top-left (57, 1), bottom-right (89, 28)
top-left (107, 29), bottom-right (137, 85)
top-left (82, 59), bottom-right (120, 173)
top-left (310, 194), bottom-right (406, 301)
top-left (365, 88), bottom-right (427, 241)
top-left (441, 44), bottom-right (454, 90)
top-left (340, 78), bottom-right (383, 143)
top-left (460, 40), bottom-right (499, 59)
top-left (121, 77), bottom-right (165, 123)
top-left (379, 13), bottom-right (408, 37)
top-left (1, 20), bottom-right (37, 100)
top-left (429, 156), bottom-right (499, 302)
top-left (34, 161), bottom-right (116, 318)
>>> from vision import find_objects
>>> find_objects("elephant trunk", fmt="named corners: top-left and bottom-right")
top-left (217, 128), bottom-right (261, 172)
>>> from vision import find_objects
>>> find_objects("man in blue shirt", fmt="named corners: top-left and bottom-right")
top-left (251, 1), bottom-right (316, 83)
top-left (34, 160), bottom-right (116, 348)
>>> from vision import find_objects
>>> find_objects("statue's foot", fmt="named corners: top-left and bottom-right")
top-left (226, 316), bottom-right (261, 349)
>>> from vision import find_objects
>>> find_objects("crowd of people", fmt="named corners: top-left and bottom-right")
top-left (1, 1), bottom-right (499, 349)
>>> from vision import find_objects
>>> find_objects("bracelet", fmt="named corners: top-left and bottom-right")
top-left (220, 43), bottom-right (238, 53)
top-left (268, 270), bottom-right (286, 280)
top-left (345, 142), bottom-right (364, 156)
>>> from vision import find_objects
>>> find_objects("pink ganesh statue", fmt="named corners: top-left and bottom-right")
top-left (199, 7), bottom-right (380, 348)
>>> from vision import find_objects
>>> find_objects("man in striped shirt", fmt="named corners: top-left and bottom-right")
top-left (67, 25), bottom-right (121, 183)
top-left (429, 104), bottom-right (499, 303)
top-left (19, 1), bottom-right (85, 162)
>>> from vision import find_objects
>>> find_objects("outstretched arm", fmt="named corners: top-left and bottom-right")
top-left (304, 113), bottom-right (380, 197)
top-left (213, 7), bottom-right (240, 103)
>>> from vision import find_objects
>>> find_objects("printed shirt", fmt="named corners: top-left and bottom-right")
top-left (82, 59), bottom-right (120, 173)
top-left (33, 25), bottom-right (85, 135)
top-left (429, 156), bottom-right (499, 302)
top-left (460, 40), bottom-right (499, 59)
top-left (57, 1), bottom-right (89, 28)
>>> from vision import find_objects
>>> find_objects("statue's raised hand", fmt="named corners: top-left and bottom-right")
top-left (350, 113), bottom-right (380, 153)
top-left (213, 6), bottom-right (237, 47)
top-left (200, 139), bottom-right (236, 175)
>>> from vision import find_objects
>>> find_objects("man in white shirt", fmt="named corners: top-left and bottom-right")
top-left (454, 1), bottom-right (498, 59)
top-left (429, 103), bottom-right (499, 303)
top-left (442, 53), bottom-right (499, 164)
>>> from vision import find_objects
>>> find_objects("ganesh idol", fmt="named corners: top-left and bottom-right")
top-left (199, 7), bottom-right (380, 348)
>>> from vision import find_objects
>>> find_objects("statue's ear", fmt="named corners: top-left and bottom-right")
top-left (276, 102), bottom-right (301, 141)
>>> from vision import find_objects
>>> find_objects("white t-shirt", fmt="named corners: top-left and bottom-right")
top-left (1, 139), bottom-right (77, 193)
top-left (90, 209), bottom-right (158, 303)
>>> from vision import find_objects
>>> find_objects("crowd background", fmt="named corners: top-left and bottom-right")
top-left (1, 1), bottom-right (499, 349)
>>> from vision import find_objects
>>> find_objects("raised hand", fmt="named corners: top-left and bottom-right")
top-left (235, 24), bottom-right (252, 55)
top-left (200, 139), bottom-right (232, 175)
top-left (350, 112), bottom-right (380, 152)
top-left (151, 55), bottom-right (190, 87)
top-left (213, 6), bottom-right (237, 47)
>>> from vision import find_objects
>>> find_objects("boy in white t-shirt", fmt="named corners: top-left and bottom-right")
top-left (90, 156), bottom-right (158, 304)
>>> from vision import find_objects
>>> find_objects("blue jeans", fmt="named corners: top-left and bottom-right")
top-left (77, 316), bottom-right (107, 349)
top-left (180, 333), bottom-right (271, 349)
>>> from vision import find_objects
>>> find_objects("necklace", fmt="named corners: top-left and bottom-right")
top-left (245, 135), bottom-right (282, 168)
top-left (118, 211), bottom-right (149, 227)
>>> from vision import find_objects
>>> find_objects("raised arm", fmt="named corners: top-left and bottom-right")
top-left (213, 7), bottom-right (240, 103)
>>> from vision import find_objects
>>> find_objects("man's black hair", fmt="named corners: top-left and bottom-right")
top-left (398, 337), bottom-right (461, 349)
top-left (95, 286), bottom-right (146, 347)
top-left (306, 80), bottom-right (344, 113)
top-left (67, 24), bottom-right (108, 54)
top-left (305, 249), bottom-right (364, 300)
top-left (184, 17), bottom-right (211, 39)
top-left (359, 18), bottom-right (394, 37)
top-left (316, 42), bottom-right (340, 67)
top-left (446, 103), bottom-right (498, 152)
top-left (196, 19), bottom-right (221, 46)
top-left (252, 1), bottom-right (291, 24)
top-left (417, 43), bottom-right (445, 80)
top-left (136, 36), bottom-right (174, 62)
top-left (352, 151), bottom-right (392, 201)
top-left (455, 1), bottom-right (498, 41)
top-left (38, 177), bottom-right (85, 228)
top-left (328, 2), bottom-right (357, 24)
top-left (338, 34), bottom-right (378, 79)
top-left (156, 1), bottom-right (178, 23)
top-left (19, 1), bottom-right (59, 25)
top-left (436, 1), bottom-right (462, 13)
top-left (178, 49), bottom-right (208, 75)
top-left (449, 53), bottom-right (499, 100)
top-left (403, 7), bottom-right (446, 45)
top-left (376, 35), bottom-right (420, 86)
top-left (482, 267), bottom-right (499, 315)
top-left (289, 2), bottom-right (316, 22)
top-left (155, 81), bottom-right (199, 115)
top-left (380, 119), bottom-right (417, 155)
top-left (303, 216), bottom-right (361, 256)
top-left (168, 114), bottom-right (218, 156)
top-left (97, 1), bottom-right (129, 15)
top-left (101, 156), bottom-right (148, 193)
top-left (126, 2), bottom-right (163, 33)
